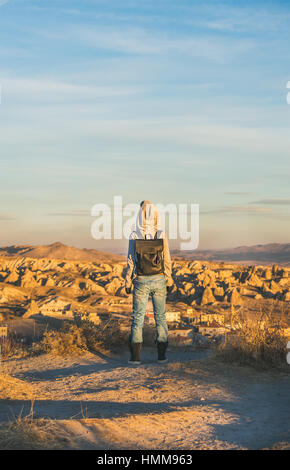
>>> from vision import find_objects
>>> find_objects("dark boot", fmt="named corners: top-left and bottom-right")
top-left (128, 342), bottom-right (142, 365)
top-left (157, 341), bottom-right (168, 364)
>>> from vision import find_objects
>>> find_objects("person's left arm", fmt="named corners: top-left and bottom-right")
top-left (163, 234), bottom-right (174, 290)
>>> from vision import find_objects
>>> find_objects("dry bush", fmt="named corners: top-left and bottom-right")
top-left (81, 318), bottom-right (129, 352)
top-left (216, 311), bottom-right (288, 370)
top-left (0, 407), bottom-right (75, 450)
top-left (0, 335), bottom-right (28, 359)
top-left (270, 442), bottom-right (290, 450)
top-left (35, 324), bottom-right (87, 356)
top-left (0, 336), bottom-right (17, 358)
top-left (35, 318), bottom-right (128, 357)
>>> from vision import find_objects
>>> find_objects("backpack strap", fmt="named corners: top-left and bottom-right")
top-left (143, 231), bottom-right (162, 240)
top-left (154, 230), bottom-right (163, 239)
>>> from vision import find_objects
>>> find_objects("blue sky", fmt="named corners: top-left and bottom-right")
top-left (0, 0), bottom-right (290, 251)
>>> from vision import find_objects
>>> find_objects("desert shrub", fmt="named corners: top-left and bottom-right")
top-left (35, 318), bottom-right (128, 357)
top-left (270, 442), bottom-right (290, 450)
top-left (0, 334), bottom-right (28, 359)
top-left (81, 318), bottom-right (129, 351)
top-left (216, 313), bottom-right (288, 370)
top-left (0, 411), bottom-right (75, 450)
top-left (36, 324), bottom-right (87, 356)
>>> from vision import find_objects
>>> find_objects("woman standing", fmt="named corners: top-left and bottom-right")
top-left (125, 200), bottom-right (174, 365)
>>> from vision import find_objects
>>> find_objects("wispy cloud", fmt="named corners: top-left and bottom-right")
top-left (4, 77), bottom-right (146, 99)
top-left (1, 115), bottom-right (290, 156)
top-left (24, 2), bottom-right (290, 35)
top-left (40, 25), bottom-right (256, 63)
top-left (0, 0), bottom-right (289, 248)
top-left (72, 119), bottom-right (290, 154)
top-left (225, 192), bottom-right (252, 196)
top-left (202, 9), bottom-right (290, 34)
top-left (251, 199), bottom-right (290, 205)
top-left (47, 210), bottom-right (90, 217)
top-left (201, 205), bottom-right (273, 216)
top-left (0, 214), bottom-right (15, 220)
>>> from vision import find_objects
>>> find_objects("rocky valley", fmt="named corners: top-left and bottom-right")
top-left (0, 243), bottom-right (289, 343)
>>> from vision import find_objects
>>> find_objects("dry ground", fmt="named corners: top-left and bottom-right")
top-left (0, 348), bottom-right (289, 450)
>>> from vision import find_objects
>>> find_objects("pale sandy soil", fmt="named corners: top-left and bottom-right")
top-left (0, 348), bottom-right (289, 450)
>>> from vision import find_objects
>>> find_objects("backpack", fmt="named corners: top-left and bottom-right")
top-left (135, 231), bottom-right (164, 276)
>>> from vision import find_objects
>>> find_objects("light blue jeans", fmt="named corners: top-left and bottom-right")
top-left (130, 274), bottom-right (168, 344)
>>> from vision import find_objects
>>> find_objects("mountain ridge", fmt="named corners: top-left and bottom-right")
top-left (0, 242), bottom-right (125, 262)
top-left (172, 242), bottom-right (290, 266)
top-left (0, 241), bottom-right (290, 266)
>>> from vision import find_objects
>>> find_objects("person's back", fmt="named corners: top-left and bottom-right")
top-left (125, 200), bottom-right (174, 365)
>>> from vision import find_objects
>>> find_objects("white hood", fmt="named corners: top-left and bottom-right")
top-left (135, 200), bottom-right (161, 239)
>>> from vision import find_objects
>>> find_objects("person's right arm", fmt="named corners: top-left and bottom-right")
top-left (125, 236), bottom-right (136, 293)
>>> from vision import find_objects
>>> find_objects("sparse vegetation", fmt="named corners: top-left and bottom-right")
top-left (35, 318), bottom-right (129, 357)
top-left (0, 410), bottom-right (75, 450)
top-left (0, 375), bottom-right (73, 449)
top-left (0, 247), bottom-right (290, 448)
top-left (216, 311), bottom-right (288, 370)
top-left (270, 442), bottom-right (290, 450)
top-left (0, 335), bottom-right (28, 359)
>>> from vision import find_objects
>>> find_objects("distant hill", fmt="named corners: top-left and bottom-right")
top-left (0, 242), bottom-right (125, 263)
top-left (172, 243), bottom-right (290, 266)
top-left (1, 242), bottom-right (290, 267)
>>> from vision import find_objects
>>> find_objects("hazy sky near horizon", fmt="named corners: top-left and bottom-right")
top-left (0, 0), bottom-right (290, 252)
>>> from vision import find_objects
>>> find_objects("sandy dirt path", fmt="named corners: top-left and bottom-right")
top-left (0, 348), bottom-right (289, 449)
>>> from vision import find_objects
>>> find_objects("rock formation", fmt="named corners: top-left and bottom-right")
top-left (200, 287), bottom-right (216, 305)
